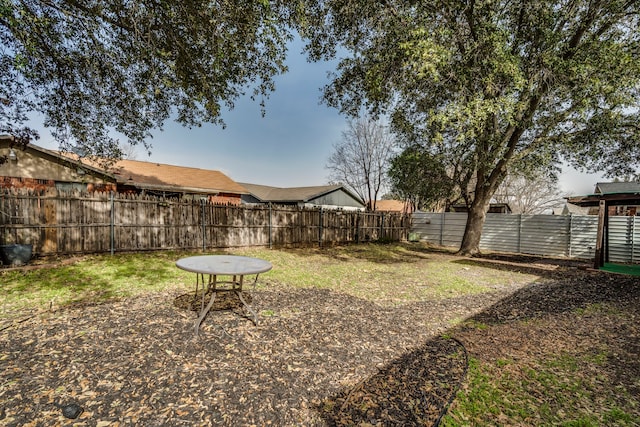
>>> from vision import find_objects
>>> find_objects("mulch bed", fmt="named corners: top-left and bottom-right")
top-left (1, 256), bottom-right (639, 426)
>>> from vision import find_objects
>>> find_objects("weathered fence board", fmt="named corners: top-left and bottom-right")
top-left (0, 189), bottom-right (409, 256)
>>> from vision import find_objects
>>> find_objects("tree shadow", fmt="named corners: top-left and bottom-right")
top-left (2, 252), bottom-right (194, 312)
top-left (315, 336), bottom-right (467, 426)
top-left (472, 252), bottom-right (591, 269)
top-left (469, 268), bottom-right (638, 325)
top-left (452, 257), bottom-right (579, 279)
top-left (278, 242), bottom-right (456, 265)
top-left (314, 259), bottom-right (640, 425)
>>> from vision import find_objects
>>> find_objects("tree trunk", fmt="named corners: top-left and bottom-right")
top-left (457, 192), bottom-right (492, 256)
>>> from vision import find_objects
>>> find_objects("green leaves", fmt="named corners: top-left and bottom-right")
top-left (302, 0), bottom-right (640, 253)
top-left (304, 0), bottom-right (640, 171)
top-left (388, 146), bottom-right (455, 211)
top-left (399, 29), bottom-right (451, 82)
top-left (1, 0), bottom-right (296, 158)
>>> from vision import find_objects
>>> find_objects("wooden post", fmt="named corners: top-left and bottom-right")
top-left (110, 192), bottom-right (115, 255)
top-left (201, 198), bottom-right (206, 251)
top-left (268, 203), bottom-right (272, 249)
top-left (318, 207), bottom-right (323, 247)
top-left (594, 199), bottom-right (606, 269)
top-left (43, 195), bottom-right (57, 254)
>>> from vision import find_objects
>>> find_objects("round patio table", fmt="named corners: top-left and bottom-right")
top-left (176, 255), bottom-right (272, 335)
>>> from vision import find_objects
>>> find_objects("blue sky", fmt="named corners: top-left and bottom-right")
top-left (31, 39), bottom-right (605, 196)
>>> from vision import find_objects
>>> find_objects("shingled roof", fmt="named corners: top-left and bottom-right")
top-left (374, 200), bottom-right (413, 213)
top-left (567, 181), bottom-right (640, 207)
top-left (240, 183), bottom-right (348, 203)
top-left (109, 159), bottom-right (248, 195)
top-left (52, 147), bottom-right (247, 195)
top-left (594, 182), bottom-right (640, 195)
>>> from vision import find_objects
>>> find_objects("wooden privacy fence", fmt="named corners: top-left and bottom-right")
top-left (0, 189), bottom-right (410, 256)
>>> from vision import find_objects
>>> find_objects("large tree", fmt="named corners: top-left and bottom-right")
top-left (387, 145), bottom-right (455, 212)
top-left (1, 0), bottom-right (296, 163)
top-left (301, 0), bottom-right (640, 255)
top-left (326, 117), bottom-right (396, 210)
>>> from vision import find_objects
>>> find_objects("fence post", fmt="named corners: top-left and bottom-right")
top-left (319, 207), bottom-right (324, 247)
top-left (201, 198), bottom-right (206, 251)
top-left (632, 216), bottom-right (636, 264)
top-left (517, 214), bottom-right (522, 254)
top-left (568, 215), bottom-right (573, 258)
top-left (268, 203), bottom-right (272, 249)
top-left (110, 192), bottom-right (115, 255)
top-left (440, 213), bottom-right (444, 246)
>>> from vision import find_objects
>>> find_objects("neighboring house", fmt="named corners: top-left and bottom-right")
top-left (558, 202), bottom-right (592, 216)
top-left (566, 181), bottom-right (640, 216)
top-left (240, 183), bottom-right (365, 211)
top-left (0, 138), bottom-right (247, 203)
top-left (447, 203), bottom-right (512, 214)
top-left (374, 200), bottom-right (413, 214)
top-left (1, 136), bottom-right (117, 192)
top-left (105, 158), bottom-right (247, 204)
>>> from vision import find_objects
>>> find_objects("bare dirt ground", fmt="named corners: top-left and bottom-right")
top-left (1, 254), bottom-right (638, 426)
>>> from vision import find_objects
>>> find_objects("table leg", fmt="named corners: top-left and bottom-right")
top-left (194, 274), bottom-right (218, 335)
top-left (235, 274), bottom-right (259, 325)
top-left (193, 273), bottom-right (203, 307)
top-left (236, 290), bottom-right (257, 325)
top-left (201, 274), bottom-right (215, 313)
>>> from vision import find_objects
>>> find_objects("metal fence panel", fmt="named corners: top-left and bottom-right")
top-left (411, 212), bottom-right (616, 261)
top-left (441, 213), bottom-right (467, 247)
top-left (480, 214), bottom-right (521, 253)
top-left (608, 216), bottom-right (635, 263)
top-left (569, 216), bottom-right (598, 259)
top-left (519, 215), bottom-right (571, 257)
top-left (411, 212), bottom-right (444, 244)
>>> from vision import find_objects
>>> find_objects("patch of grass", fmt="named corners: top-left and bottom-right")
top-left (1, 243), bottom-right (540, 316)
top-left (443, 349), bottom-right (639, 426)
top-left (573, 302), bottom-right (624, 317)
top-left (260, 309), bottom-right (277, 317)
top-left (0, 244), bottom-right (537, 314)
top-left (463, 320), bottom-right (489, 330)
top-left (244, 244), bottom-right (539, 304)
top-left (1, 251), bottom-right (197, 314)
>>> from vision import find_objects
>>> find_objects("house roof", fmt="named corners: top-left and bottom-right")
top-left (561, 203), bottom-right (591, 215)
top-left (567, 181), bottom-right (640, 207)
top-left (594, 181), bottom-right (640, 195)
top-left (375, 200), bottom-right (412, 213)
top-left (241, 183), bottom-right (361, 204)
top-left (1, 139), bottom-right (246, 195)
top-left (108, 159), bottom-right (248, 195)
top-left (0, 139), bottom-right (116, 182)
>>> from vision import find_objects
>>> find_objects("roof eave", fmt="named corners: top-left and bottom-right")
top-left (566, 192), bottom-right (640, 206)
top-left (121, 181), bottom-right (248, 195)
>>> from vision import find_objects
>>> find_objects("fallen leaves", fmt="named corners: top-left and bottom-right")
top-left (1, 261), bottom-right (638, 426)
